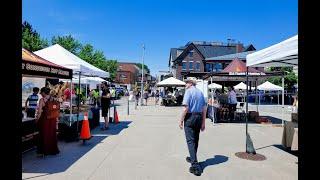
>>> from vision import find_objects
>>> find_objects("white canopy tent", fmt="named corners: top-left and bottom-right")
top-left (246, 35), bottom-right (298, 67)
top-left (156, 77), bottom-right (186, 87)
top-left (35, 44), bottom-right (109, 78)
top-left (257, 81), bottom-right (283, 91)
top-left (234, 82), bottom-right (247, 90)
top-left (246, 35), bottom-right (298, 127)
top-left (208, 83), bottom-right (222, 89)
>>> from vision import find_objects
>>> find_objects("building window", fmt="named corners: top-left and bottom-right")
top-left (214, 63), bottom-right (223, 72)
top-left (120, 74), bottom-right (127, 80)
top-left (205, 63), bottom-right (214, 72)
top-left (196, 62), bottom-right (200, 71)
top-left (182, 61), bottom-right (187, 70)
top-left (189, 61), bottom-right (193, 70)
top-left (189, 52), bottom-right (193, 57)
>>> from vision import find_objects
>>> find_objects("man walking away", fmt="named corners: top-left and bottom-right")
top-left (179, 77), bottom-right (207, 176)
top-left (228, 87), bottom-right (237, 121)
top-left (25, 87), bottom-right (40, 118)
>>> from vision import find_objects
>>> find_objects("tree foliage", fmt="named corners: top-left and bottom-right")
top-left (51, 35), bottom-right (82, 54)
top-left (22, 21), bottom-right (48, 51)
top-left (22, 22), bottom-right (120, 80)
top-left (135, 63), bottom-right (150, 73)
top-left (266, 67), bottom-right (298, 90)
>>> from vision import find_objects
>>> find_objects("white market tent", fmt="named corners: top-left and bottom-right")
top-left (246, 35), bottom-right (298, 127)
top-left (35, 44), bottom-right (109, 78)
top-left (157, 77), bottom-right (186, 87)
top-left (208, 83), bottom-right (222, 89)
top-left (246, 35), bottom-right (298, 67)
top-left (257, 81), bottom-right (283, 91)
top-left (234, 82), bottom-right (247, 90)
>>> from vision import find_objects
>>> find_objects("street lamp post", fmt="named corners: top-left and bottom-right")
top-left (141, 44), bottom-right (145, 106)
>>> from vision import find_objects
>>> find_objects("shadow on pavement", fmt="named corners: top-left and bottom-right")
top-left (273, 144), bottom-right (298, 157)
top-left (22, 121), bottom-right (132, 176)
top-left (94, 121), bottom-right (132, 136)
top-left (200, 155), bottom-right (229, 171)
top-left (255, 144), bottom-right (298, 157)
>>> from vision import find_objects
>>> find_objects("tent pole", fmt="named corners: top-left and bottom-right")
top-left (255, 79), bottom-right (258, 113)
top-left (70, 78), bottom-right (73, 126)
top-left (278, 91), bottom-right (280, 106)
top-left (76, 72), bottom-right (81, 136)
top-left (282, 76), bottom-right (284, 127)
top-left (211, 76), bottom-right (214, 125)
top-left (246, 67), bottom-right (248, 152)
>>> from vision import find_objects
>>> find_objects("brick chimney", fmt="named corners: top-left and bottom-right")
top-left (236, 43), bottom-right (244, 53)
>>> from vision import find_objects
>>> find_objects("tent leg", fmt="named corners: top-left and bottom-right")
top-left (76, 72), bottom-right (81, 135)
top-left (282, 76), bottom-right (285, 127)
top-left (255, 80), bottom-right (258, 112)
top-left (246, 67), bottom-right (256, 154)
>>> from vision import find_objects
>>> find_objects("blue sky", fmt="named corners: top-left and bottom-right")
top-left (23, 0), bottom-right (297, 76)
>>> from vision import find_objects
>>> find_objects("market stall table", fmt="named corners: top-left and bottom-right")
top-left (282, 121), bottom-right (298, 151)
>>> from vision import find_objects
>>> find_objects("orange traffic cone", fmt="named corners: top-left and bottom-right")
top-left (115, 109), bottom-right (120, 124)
top-left (80, 112), bottom-right (91, 141)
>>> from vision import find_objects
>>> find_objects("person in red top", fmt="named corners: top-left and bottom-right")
top-left (36, 87), bottom-right (60, 157)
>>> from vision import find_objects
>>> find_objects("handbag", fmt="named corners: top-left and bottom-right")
top-left (44, 98), bottom-right (60, 119)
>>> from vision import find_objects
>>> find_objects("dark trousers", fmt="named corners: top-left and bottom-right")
top-left (229, 104), bottom-right (237, 120)
top-left (184, 113), bottom-right (202, 169)
top-left (26, 108), bottom-right (36, 118)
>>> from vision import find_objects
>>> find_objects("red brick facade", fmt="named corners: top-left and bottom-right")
top-left (115, 63), bottom-right (139, 85)
top-left (175, 46), bottom-right (204, 80)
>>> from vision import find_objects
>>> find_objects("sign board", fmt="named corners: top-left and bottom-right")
top-left (195, 79), bottom-right (208, 102)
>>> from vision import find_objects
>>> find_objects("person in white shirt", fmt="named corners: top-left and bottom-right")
top-left (228, 87), bottom-right (238, 121)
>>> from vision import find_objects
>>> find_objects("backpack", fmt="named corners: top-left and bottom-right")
top-left (43, 97), bottom-right (60, 119)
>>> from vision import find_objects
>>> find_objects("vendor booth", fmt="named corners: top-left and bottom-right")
top-left (246, 35), bottom-right (298, 152)
top-left (35, 44), bottom-right (109, 142)
top-left (22, 48), bottom-right (73, 152)
top-left (156, 77), bottom-right (185, 106)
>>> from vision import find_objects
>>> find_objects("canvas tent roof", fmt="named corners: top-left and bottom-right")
top-left (222, 58), bottom-right (264, 75)
top-left (246, 35), bottom-right (298, 67)
top-left (157, 77), bottom-right (186, 87)
top-left (208, 83), bottom-right (222, 89)
top-left (22, 48), bottom-right (72, 79)
top-left (257, 81), bottom-right (283, 91)
top-left (35, 44), bottom-right (109, 78)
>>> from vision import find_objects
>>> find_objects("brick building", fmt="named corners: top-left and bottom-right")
top-left (115, 62), bottom-right (140, 90)
top-left (168, 41), bottom-right (257, 80)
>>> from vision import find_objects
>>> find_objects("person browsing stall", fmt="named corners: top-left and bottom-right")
top-left (25, 87), bottom-right (40, 118)
top-left (101, 82), bottom-right (111, 130)
top-left (179, 77), bottom-right (207, 176)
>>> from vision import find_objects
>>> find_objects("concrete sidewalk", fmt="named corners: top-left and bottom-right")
top-left (22, 98), bottom-right (297, 180)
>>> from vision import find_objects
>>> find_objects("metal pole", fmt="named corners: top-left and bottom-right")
top-left (282, 76), bottom-right (284, 126)
top-left (255, 80), bottom-right (258, 112)
top-left (246, 67), bottom-right (249, 152)
top-left (76, 72), bottom-right (81, 135)
top-left (70, 78), bottom-right (73, 126)
top-left (211, 76), bottom-right (214, 125)
top-left (140, 44), bottom-right (145, 106)
top-left (127, 98), bottom-right (130, 115)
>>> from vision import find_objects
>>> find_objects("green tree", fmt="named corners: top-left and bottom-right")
top-left (22, 21), bottom-right (48, 51)
top-left (135, 63), bottom-right (150, 73)
top-left (77, 44), bottom-right (118, 79)
top-left (51, 35), bottom-right (82, 54)
top-left (104, 60), bottom-right (118, 80)
top-left (78, 44), bottom-right (95, 64)
top-left (266, 67), bottom-right (297, 90)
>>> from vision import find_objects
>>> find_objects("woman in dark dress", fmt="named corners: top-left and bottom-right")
top-left (35, 87), bottom-right (60, 156)
top-left (101, 82), bottom-right (111, 130)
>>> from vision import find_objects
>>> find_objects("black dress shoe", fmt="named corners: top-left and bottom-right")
top-left (186, 157), bottom-right (191, 163)
top-left (189, 166), bottom-right (201, 176)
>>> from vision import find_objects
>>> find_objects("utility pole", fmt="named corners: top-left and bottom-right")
top-left (140, 44), bottom-right (145, 106)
